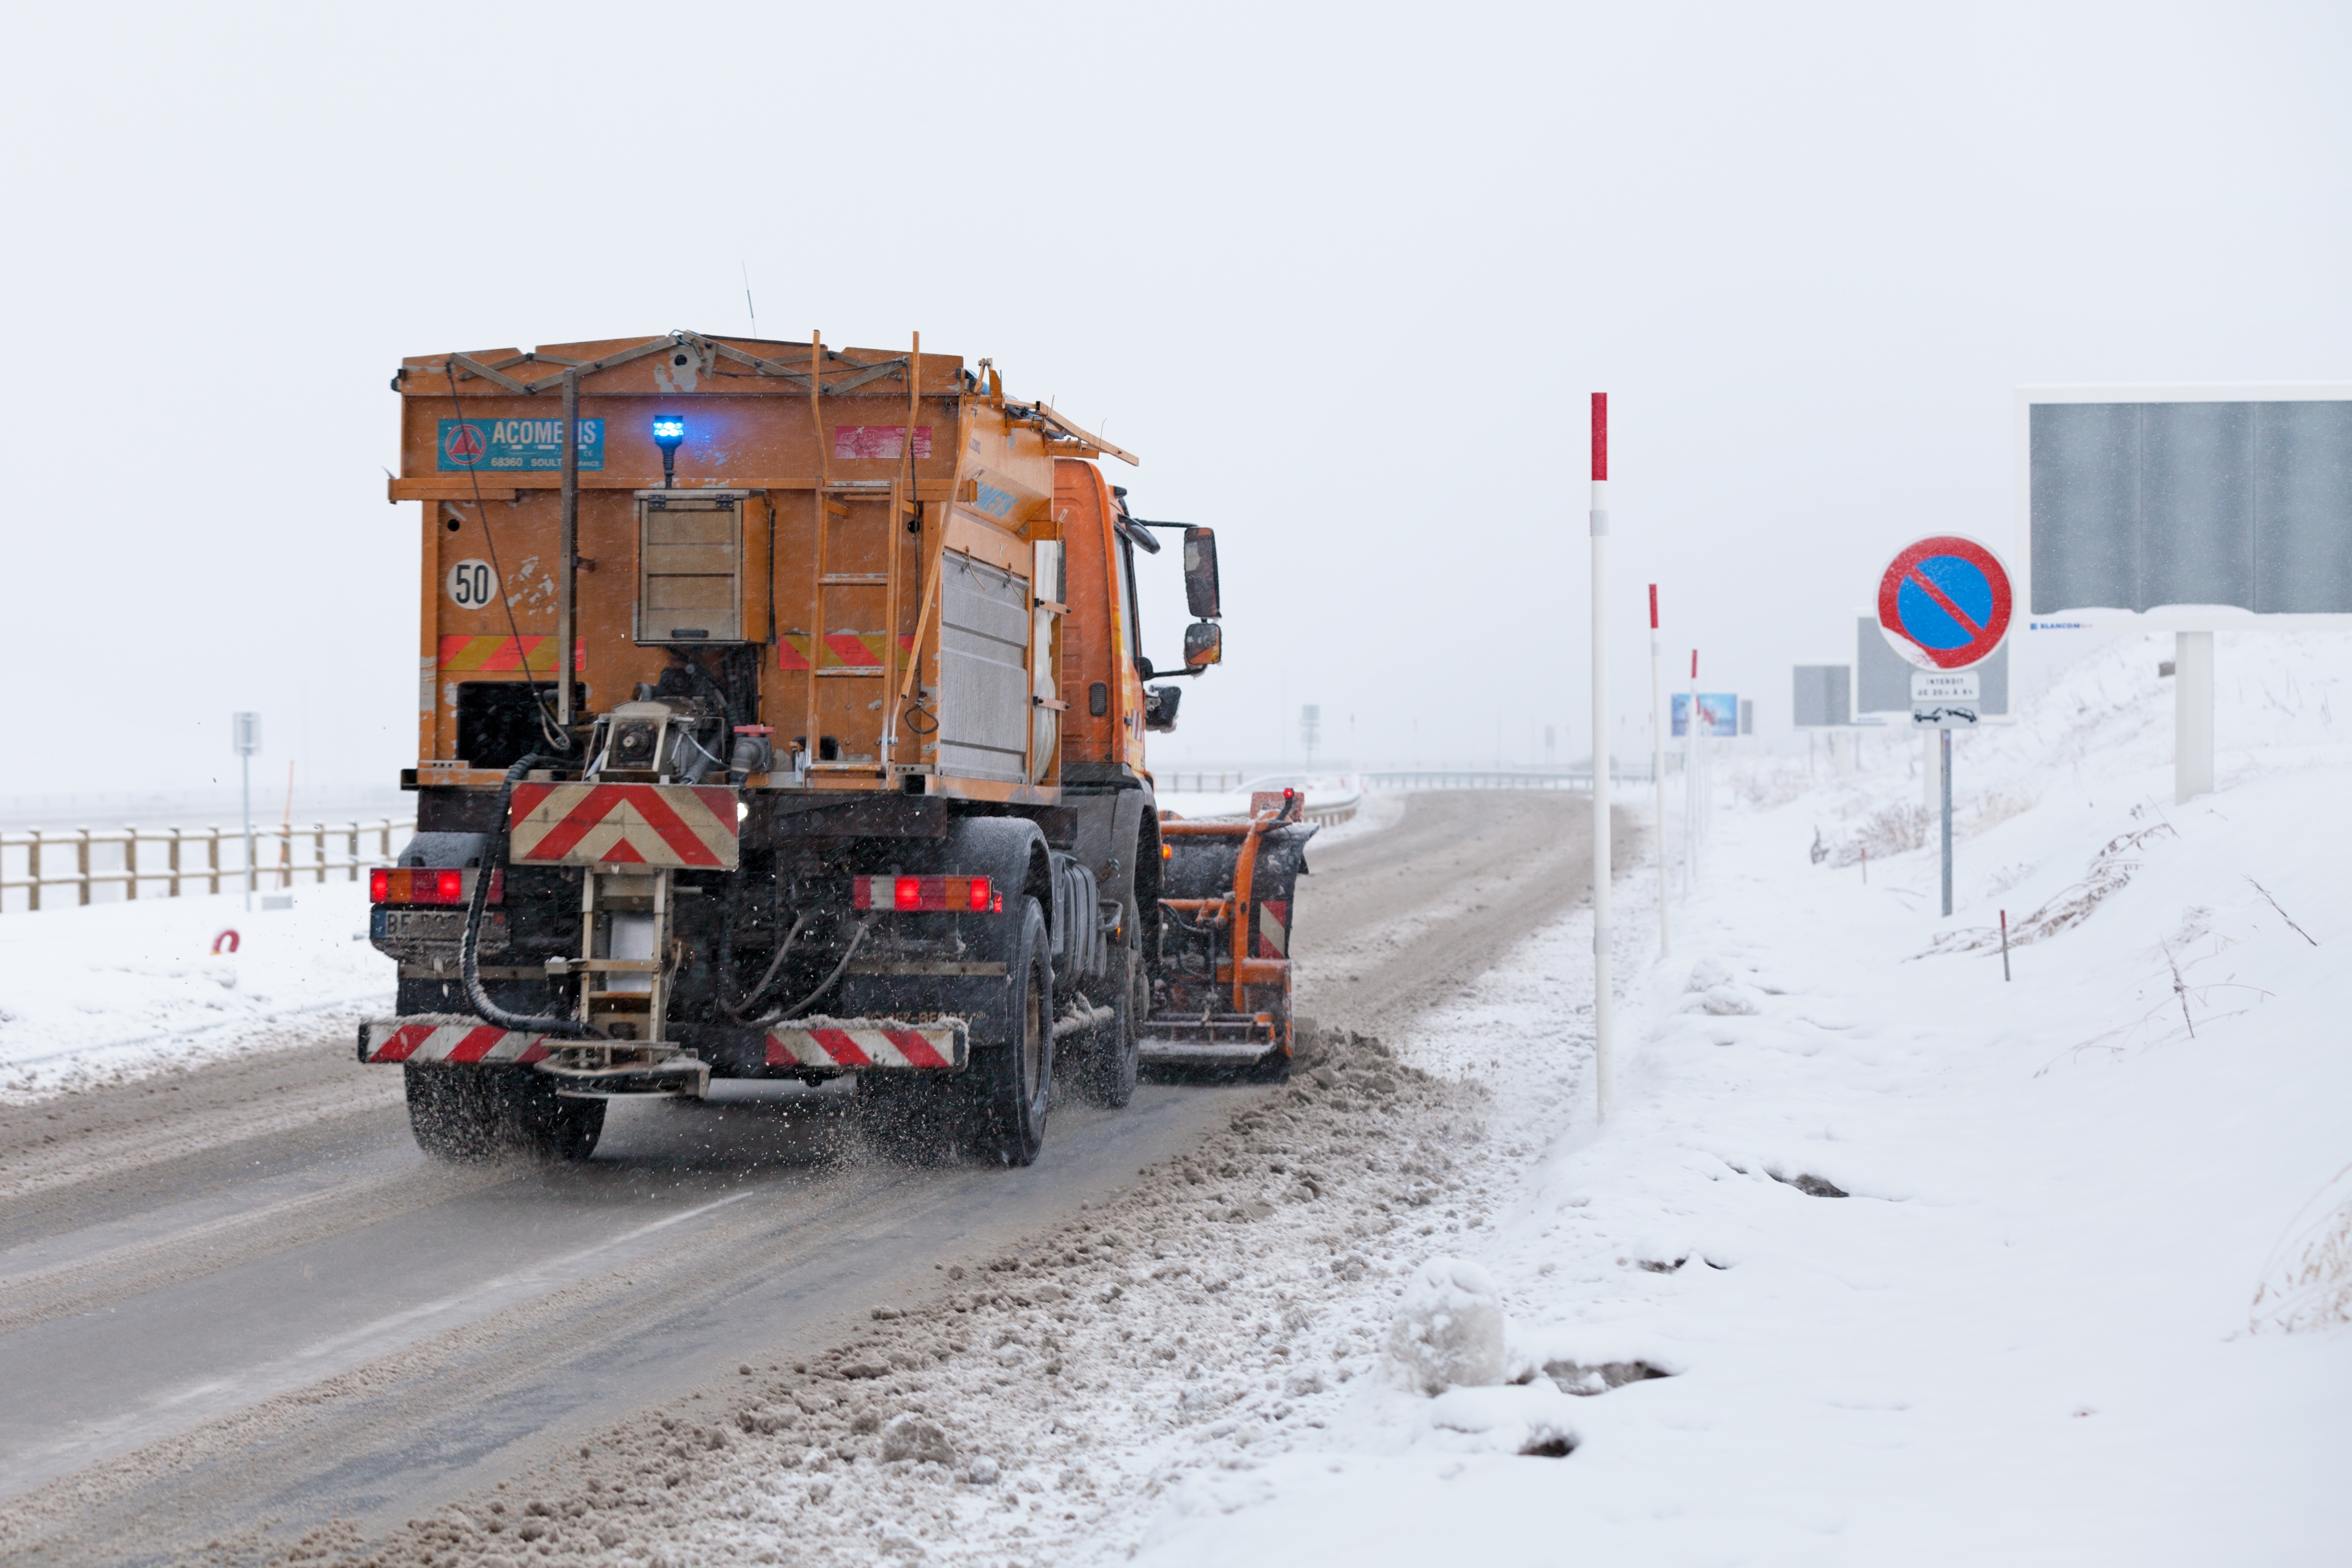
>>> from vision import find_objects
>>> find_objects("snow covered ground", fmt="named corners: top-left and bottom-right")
top-left (0, 884), bottom-right (386, 1101)
top-left (1128, 629), bottom-right (2352, 1565)
top-left (328, 629), bottom-right (2352, 1567)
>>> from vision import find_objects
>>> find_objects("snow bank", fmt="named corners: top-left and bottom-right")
top-left (0, 884), bottom-right (388, 1100)
top-left (1130, 630), bottom-right (2352, 1565)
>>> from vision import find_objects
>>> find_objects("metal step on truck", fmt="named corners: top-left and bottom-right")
top-left (363, 330), bottom-right (1316, 1164)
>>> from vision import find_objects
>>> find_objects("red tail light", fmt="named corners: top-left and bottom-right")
top-left (854, 875), bottom-right (994, 912)
top-left (369, 868), bottom-right (494, 905)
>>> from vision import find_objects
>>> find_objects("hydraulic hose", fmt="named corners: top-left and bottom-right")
top-left (723, 911), bottom-right (810, 1020)
top-left (460, 755), bottom-right (605, 1039)
top-left (766, 922), bottom-right (869, 1023)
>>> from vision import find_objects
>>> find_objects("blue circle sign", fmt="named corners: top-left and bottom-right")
top-left (1877, 535), bottom-right (2013, 670)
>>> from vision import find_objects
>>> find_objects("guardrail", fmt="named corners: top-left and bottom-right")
top-left (1295, 792), bottom-right (1359, 827)
top-left (1362, 767), bottom-right (1663, 790)
top-left (0, 819), bottom-right (415, 913)
top-left (1162, 772), bottom-right (1247, 793)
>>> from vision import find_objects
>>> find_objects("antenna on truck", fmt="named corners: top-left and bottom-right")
top-left (741, 261), bottom-right (757, 339)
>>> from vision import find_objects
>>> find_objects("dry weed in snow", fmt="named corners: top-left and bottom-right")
top-left (1816, 802), bottom-right (1929, 869)
top-left (1924, 823), bottom-right (2176, 956)
top-left (2252, 1162), bottom-right (2352, 1335)
top-left (279, 1030), bottom-right (1507, 1568)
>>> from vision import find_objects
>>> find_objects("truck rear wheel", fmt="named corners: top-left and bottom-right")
top-left (404, 1063), bottom-right (605, 1162)
top-left (967, 897), bottom-right (1053, 1166)
top-left (1071, 943), bottom-right (1143, 1108)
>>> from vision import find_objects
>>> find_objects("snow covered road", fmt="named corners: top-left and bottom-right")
top-left (0, 791), bottom-right (1605, 1564)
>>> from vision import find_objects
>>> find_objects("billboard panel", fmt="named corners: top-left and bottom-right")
top-left (2023, 389), bottom-right (2352, 617)
top-left (1671, 692), bottom-right (1738, 738)
top-left (1792, 665), bottom-right (1851, 727)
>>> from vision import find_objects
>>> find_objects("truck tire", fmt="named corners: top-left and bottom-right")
top-left (404, 1063), bottom-right (604, 1162)
top-left (1072, 943), bottom-right (1143, 1107)
top-left (967, 896), bottom-right (1053, 1166)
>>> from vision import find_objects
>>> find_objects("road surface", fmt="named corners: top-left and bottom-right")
top-left (0, 792), bottom-right (1621, 1563)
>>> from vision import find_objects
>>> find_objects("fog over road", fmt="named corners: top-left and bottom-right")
top-left (0, 792), bottom-right (1622, 1563)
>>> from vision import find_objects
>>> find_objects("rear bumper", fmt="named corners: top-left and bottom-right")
top-left (359, 1015), bottom-right (970, 1075)
top-left (361, 1019), bottom-right (553, 1065)
top-left (765, 1017), bottom-right (968, 1071)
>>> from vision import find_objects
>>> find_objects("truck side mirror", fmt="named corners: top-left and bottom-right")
top-left (1144, 684), bottom-right (1182, 732)
top-left (1182, 527), bottom-right (1221, 619)
top-left (1183, 620), bottom-right (1222, 669)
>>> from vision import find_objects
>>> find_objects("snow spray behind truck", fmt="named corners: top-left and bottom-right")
top-left (364, 331), bottom-right (1312, 1164)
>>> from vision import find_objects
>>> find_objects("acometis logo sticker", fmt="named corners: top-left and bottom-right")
top-left (435, 417), bottom-right (605, 473)
top-left (442, 423), bottom-right (487, 465)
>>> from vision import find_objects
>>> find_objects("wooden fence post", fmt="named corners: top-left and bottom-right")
top-left (28, 829), bottom-right (42, 912)
top-left (76, 828), bottom-right (91, 907)
top-left (346, 822), bottom-right (360, 882)
top-left (169, 828), bottom-right (183, 898)
top-left (124, 824), bottom-right (139, 901)
top-left (313, 822), bottom-right (326, 884)
top-left (208, 827), bottom-right (221, 895)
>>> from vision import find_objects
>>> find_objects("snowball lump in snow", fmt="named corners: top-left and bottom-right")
top-left (880, 1413), bottom-right (954, 1466)
top-left (1685, 955), bottom-right (1733, 992)
top-left (1384, 1257), bottom-right (1509, 1394)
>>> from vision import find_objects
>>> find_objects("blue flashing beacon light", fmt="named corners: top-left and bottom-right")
top-left (652, 414), bottom-right (685, 488)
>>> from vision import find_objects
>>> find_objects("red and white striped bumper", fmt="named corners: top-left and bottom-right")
top-left (362, 1019), bottom-right (553, 1065)
top-left (766, 1018), bottom-right (968, 1071)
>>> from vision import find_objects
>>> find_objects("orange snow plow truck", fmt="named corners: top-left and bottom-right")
top-left (365, 331), bottom-right (1311, 1164)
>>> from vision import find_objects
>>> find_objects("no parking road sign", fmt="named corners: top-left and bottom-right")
top-left (1877, 535), bottom-right (2013, 671)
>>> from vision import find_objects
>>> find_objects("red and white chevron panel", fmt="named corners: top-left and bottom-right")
top-left (766, 1018), bottom-right (968, 1071)
top-left (364, 1020), bottom-right (553, 1065)
top-left (507, 783), bottom-right (740, 869)
top-left (1257, 898), bottom-right (1290, 957)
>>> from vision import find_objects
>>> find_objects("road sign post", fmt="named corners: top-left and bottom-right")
top-left (231, 712), bottom-right (261, 911)
top-left (1877, 536), bottom-right (2014, 919)
top-left (1941, 728), bottom-right (1954, 915)
top-left (2175, 630), bottom-right (2215, 800)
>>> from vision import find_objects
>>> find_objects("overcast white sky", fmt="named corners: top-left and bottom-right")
top-left (2, 1), bottom-right (2345, 798)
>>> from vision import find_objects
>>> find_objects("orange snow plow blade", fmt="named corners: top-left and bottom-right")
top-left (1145, 798), bottom-right (1313, 1073)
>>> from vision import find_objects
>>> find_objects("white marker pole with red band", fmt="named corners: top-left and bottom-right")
top-left (1590, 393), bottom-right (1613, 1122)
top-left (1687, 648), bottom-right (1700, 892)
top-left (1650, 584), bottom-right (1669, 957)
